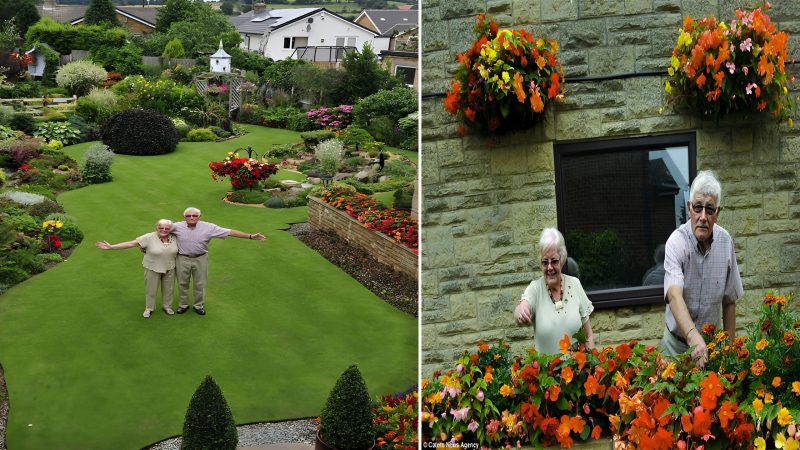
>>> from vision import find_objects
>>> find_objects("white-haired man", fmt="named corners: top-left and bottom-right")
top-left (173, 207), bottom-right (265, 316)
top-left (661, 170), bottom-right (743, 366)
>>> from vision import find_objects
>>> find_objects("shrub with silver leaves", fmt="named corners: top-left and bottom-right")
top-left (1, 190), bottom-right (48, 206)
top-left (314, 139), bottom-right (344, 177)
top-left (81, 143), bottom-right (114, 184)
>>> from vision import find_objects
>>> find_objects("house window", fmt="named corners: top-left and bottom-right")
top-left (283, 37), bottom-right (308, 49)
top-left (394, 65), bottom-right (415, 86)
top-left (554, 133), bottom-right (696, 308)
top-left (335, 37), bottom-right (357, 47)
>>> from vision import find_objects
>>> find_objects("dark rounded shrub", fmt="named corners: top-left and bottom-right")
top-left (27, 199), bottom-right (64, 219)
top-left (181, 375), bottom-right (238, 450)
top-left (101, 109), bottom-right (179, 155)
top-left (10, 113), bottom-right (36, 134)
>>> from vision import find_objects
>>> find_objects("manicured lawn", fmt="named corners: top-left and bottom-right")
top-left (387, 146), bottom-right (418, 164)
top-left (0, 124), bottom-right (417, 450)
top-left (372, 190), bottom-right (395, 207)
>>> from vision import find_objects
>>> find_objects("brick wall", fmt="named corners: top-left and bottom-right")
top-left (421, 0), bottom-right (800, 376)
top-left (307, 196), bottom-right (418, 279)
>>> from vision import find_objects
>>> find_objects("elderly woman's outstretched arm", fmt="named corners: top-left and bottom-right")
top-left (95, 240), bottom-right (140, 250)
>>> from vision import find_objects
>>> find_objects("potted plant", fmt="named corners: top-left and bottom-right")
top-left (444, 13), bottom-right (566, 136)
top-left (316, 365), bottom-right (375, 450)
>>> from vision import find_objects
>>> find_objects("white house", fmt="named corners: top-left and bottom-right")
top-left (229, 5), bottom-right (383, 63)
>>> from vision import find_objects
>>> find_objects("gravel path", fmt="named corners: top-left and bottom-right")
top-left (145, 419), bottom-right (317, 449)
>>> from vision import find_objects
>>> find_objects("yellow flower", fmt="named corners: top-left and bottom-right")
top-left (753, 398), bottom-right (764, 414)
top-left (765, 393), bottom-right (774, 404)
top-left (756, 338), bottom-right (768, 350)
top-left (502, 71), bottom-right (510, 83)
top-left (536, 38), bottom-right (545, 49)
top-left (790, 118), bottom-right (794, 128)
top-left (499, 384), bottom-right (513, 397)
top-left (785, 86), bottom-right (789, 95)
top-left (670, 55), bottom-right (680, 70)
top-left (755, 437), bottom-right (766, 450)
top-left (668, 67), bottom-right (675, 76)
top-left (793, 381), bottom-right (800, 396)
top-left (778, 407), bottom-right (793, 427)
top-left (665, 81), bottom-right (672, 94)
top-left (788, 438), bottom-right (800, 450)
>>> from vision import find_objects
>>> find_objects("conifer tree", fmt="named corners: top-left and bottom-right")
top-left (181, 375), bottom-right (238, 450)
top-left (84, 0), bottom-right (119, 27)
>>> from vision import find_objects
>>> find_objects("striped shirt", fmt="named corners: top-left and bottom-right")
top-left (663, 221), bottom-right (743, 339)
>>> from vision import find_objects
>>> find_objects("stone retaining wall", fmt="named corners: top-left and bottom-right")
top-left (307, 196), bottom-right (418, 280)
top-left (421, 0), bottom-right (800, 376)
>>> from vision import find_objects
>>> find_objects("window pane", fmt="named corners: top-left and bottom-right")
top-left (555, 134), bottom-right (695, 306)
top-left (395, 66), bottom-right (415, 85)
top-left (283, 37), bottom-right (291, 48)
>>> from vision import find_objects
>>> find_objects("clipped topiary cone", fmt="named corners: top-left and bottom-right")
top-left (181, 375), bottom-right (238, 450)
top-left (317, 365), bottom-right (375, 450)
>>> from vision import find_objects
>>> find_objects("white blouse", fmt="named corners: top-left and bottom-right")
top-left (521, 274), bottom-right (594, 355)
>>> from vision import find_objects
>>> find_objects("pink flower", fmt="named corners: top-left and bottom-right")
top-left (450, 406), bottom-right (470, 422)
top-left (476, 390), bottom-right (484, 402)
top-left (467, 420), bottom-right (479, 432)
top-left (746, 82), bottom-right (758, 95)
top-left (740, 37), bottom-right (752, 52)
top-left (743, 66), bottom-right (749, 75)
top-left (447, 386), bottom-right (461, 397)
top-left (726, 62), bottom-right (736, 74)
top-left (456, 364), bottom-right (464, 374)
top-left (486, 419), bottom-right (500, 433)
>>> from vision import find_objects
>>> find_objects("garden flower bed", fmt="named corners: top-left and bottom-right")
top-left (307, 195), bottom-right (417, 280)
top-left (422, 290), bottom-right (799, 449)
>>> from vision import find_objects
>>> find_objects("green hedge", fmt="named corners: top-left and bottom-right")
top-left (26, 17), bottom-right (128, 54)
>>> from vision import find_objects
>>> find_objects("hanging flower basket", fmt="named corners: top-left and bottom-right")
top-left (444, 13), bottom-right (566, 136)
top-left (664, 3), bottom-right (796, 126)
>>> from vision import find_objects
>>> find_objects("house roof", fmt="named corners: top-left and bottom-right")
top-left (355, 9), bottom-right (418, 36)
top-left (230, 8), bottom-right (376, 38)
top-left (36, 4), bottom-right (158, 29)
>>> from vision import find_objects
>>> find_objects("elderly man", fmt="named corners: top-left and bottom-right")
top-left (173, 207), bottom-right (265, 316)
top-left (661, 170), bottom-right (743, 366)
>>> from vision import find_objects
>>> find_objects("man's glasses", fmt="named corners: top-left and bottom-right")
top-left (541, 258), bottom-right (560, 268)
top-left (185, 214), bottom-right (199, 218)
top-left (691, 203), bottom-right (718, 216)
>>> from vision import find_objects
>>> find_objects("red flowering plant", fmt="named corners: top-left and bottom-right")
top-left (664, 2), bottom-right (796, 126)
top-left (209, 151), bottom-right (278, 190)
top-left (700, 291), bottom-right (800, 448)
top-left (373, 388), bottom-right (418, 450)
top-left (41, 219), bottom-right (63, 252)
top-left (444, 13), bottom-right (566, 135)
top-left (9, 52), bottom-right (34, 66)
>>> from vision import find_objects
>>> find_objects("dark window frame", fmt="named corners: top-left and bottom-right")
top-left (554, 133), bottom-right (697, 309)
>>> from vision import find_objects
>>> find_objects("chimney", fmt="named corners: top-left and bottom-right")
top-left (253, 3), bottom-right (267, 14)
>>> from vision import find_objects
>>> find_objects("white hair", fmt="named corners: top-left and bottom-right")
top-left (156, 219), bottom-right (173, 229)
top-left (690, 170), bottom-right (722, 206)
top-left (183, 207), bottom-right (201, 216)
top-left (538, 227), bottom-right (568, 266)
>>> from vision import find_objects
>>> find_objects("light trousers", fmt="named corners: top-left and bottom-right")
top-left (144, 268), bottom-right (175, 311)
top-left (659, 327), bottom-right (690, 357)
top-left (176, 253), bottom-right (209, 309)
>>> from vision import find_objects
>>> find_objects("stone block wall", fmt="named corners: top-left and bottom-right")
top-left (421, 0), bottom-right (800, 376)
top-left (307, 196), bottom-right (418, 280)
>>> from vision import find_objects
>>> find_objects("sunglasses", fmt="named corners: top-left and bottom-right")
top-left (690, 203), bottom-right (718, 216)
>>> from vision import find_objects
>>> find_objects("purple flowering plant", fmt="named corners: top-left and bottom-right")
top-left (306, 105), bottom-right (353, 129)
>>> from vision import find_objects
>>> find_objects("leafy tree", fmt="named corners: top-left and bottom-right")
top-left (161, 38), bottom-right (185, 58)
top-left (181, 375), bottom-right (238, 450)
top-left (91, 43), bottom-right (143, 74)
top-left (0, 19), bottom-right (18, 49)
top-left (292, 63), bottom-right (340, 105)
top-left (262, 58), bottom-right (307, 91)
top-left (229, 46), bottom-right (271, 77)
top-left (13, 0), bottom-right (39, 35)
top-left (220, 1), bottom-right (234, 15)
top-left (333, 43), bottom-right (398, 104)
top-left (165, 3), bottom-right (239, 55)
top-left (156, 0), bottom-right (194, 33)
top-left (84, 0), bottom-right (119, 27)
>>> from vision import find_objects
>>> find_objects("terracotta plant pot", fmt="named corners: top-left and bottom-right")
top-left (315, 429), bottom-right (375, 450)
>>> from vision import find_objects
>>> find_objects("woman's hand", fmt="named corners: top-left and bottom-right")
top-left (95, 241), bottom-right (112, 250)
top-left (514, 299), bottom-right (532, 325)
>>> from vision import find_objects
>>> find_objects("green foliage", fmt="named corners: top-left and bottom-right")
top-left (101, 109), bottom-right (179, 156)
top-left (261, 106), bottom-right (302, 129)
top-left (319, 365), bottom-right (374, 450)
top-left (341, 127), bottom-right (374, 148)
top-left (13, 0), bottom-right (39, 35)
top-left (172, 117), bottom-right (190, 137)
top-left (9, 113), bottom-right (35, 134)
top-left (341, 177), bottom-right (410, 195)
top-left (220, 1), bottom-right (234, 15)
top-left (291, 64), bottom-right (340, 105)
top-left (286, 110), bottom-right (313, 132)
top-left (40, 108), bottom-right (67, 122)
top-left (156, 0), bottom-right (194, 33)
top-left (130, 31), bottom-right (171, 57)
top-left (264, 196), bottom-right (285, 208)
top-left (352, 87), bottom-right (417, 128)
top-left (208, 126), bottom-right (230, 139)
top-left (81, 143), bottom-right (113, 184)
top-left (26, 17), bottom-right (127, 54)
top-left (165, 8), bottom-right (239, 56)
top-left (396, 112), bottom-right (418, 151)
top-left (161, 38), bottom-right (186, 59)
top-left (300, 130), bottom-right (336, 150)
top-left (26, 199), bottom-right (63, 220)
top-left (55, 60), bottom-right (107, 96)
top-left (35, 43), bottom-right (61, 86)
top-left (112, 75), bottom-right (203, 116)
top-left (75, 88), bottom-right (120, 125)
top-left (0, 261), bottom-right (29, 286)
top-left (181, 375), bottom-right (238, 450)
top-left (0, 124), bottom-right (15, 141)
top-left (91, 44), bottom-right (144, 75)
top-left (565, 229), bottom-right (628, 290)
top-left (84, 0), bottom-right (119, 27)
top-left (186, 128), bottom-right (217, 142)
top-left (15, 184), bottom-right (55, 201)
top-left (333, 43), bottom-right (399, 104)
top-left (4, 213), bottom-right (39, 235)
top-left (228, 189), bottom-right (270, 204)
top-left (0, 104), bottom-right (13, 126)
top-left (263, 59), bottom-right (308, 91)
top-left (266, 143), bottom-right (302, 159)
top-left (57, 221), bottom-right (83, 244)
top-left (235, 103), bottom-right (264, 125)
top-left (392, 184), bottom-right (414, 210)
top-left (229, 47), bottom-right (271, 77)
top-left (0, 169), bottom-right (5, 188)
top-left (382, 160), bottom-right (416, 178)
top-left (33, 121), bottom-right (82, 146)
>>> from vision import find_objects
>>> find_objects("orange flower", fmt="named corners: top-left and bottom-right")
top-left (562, 366), bottom-right (574, 384)
top-left (615, 343), bottom-right (632, 362)
top-left (443, 81), bottom-right (461, 114)
top-left (500, 384), bottom-right (513, 397)
top-left (639, 427), bottom-right (673, 450)
top-left (756, 339), bottom-right (768, 350)
top-left (784, 331), bottom-right (796, 346)
top-left (691, 407), bottom-right (712, 437)
top-left (529, 86), bottom-right (544, 113)
top-left (484, 371), bottom-right (493, 384)
top-left (718, 401), bottom-right (737, 430)
top-left (559, 335), bottom-right (571, 354)
top-left (547, 72), bottom-right (560, 99)
top-left (512, 72), bottom-right (525, 103)
top-left (752, 398), bottom-right (764, 415)
top-left (464, 107), bottom-right (476, 122)
top-left (574, 351), bottom-right (586, 371)
top-left (584, 374), bottom-right (599, 397)
top-left (609, 414), bottom-right (620, 431)
top-left (751, 358), bottom-right (766, 376)
top-left (699, 371), bottom-right (724, 409)
top-left (469, 353), bottom-right (478, 366)
top-left (772, 377), bottom-right (782, 388)
top-left (547, 384), bottom-right (560, 402)
top-left (695, 72), bottom-right (707, 88)
top-left (661, 362), bottom-right (676, 380)
top-left (477, 341), bottom-right (489, 353)
top-left (793, 381), bottom-right (800, 396)
top-left (591, 425), bottom-right (601, 439)
top-left (757, 54), bottom-right (775, 84)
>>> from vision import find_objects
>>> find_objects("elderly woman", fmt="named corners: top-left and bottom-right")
top-left (514, 228), bottom-right (596, 354)
top-left (95, 219), bottom-right (178, 318)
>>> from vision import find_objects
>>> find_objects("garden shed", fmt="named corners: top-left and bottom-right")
top-left (421, 0), bottom-right (800, 376)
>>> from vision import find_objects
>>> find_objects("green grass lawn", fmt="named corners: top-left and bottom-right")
top-left (387, 146), bottom-right (418, 164)
top-left (0, 124), bottom-right (417, 450)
